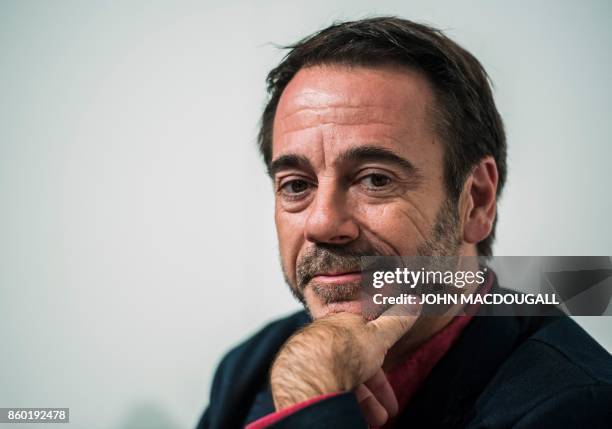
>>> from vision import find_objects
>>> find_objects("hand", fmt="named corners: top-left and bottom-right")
top-left (270, 304), bottom-right (420, 427)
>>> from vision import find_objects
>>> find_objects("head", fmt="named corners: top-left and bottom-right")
top-left (259, 17), bottom-right (506, 319)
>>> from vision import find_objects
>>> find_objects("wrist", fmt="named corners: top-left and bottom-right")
top-left (269, 314), bottom-right (366, 410)
top-left (270, 359), bottom-right (344, 410)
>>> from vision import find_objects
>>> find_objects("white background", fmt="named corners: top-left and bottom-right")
top-left (1, 1), bottom-right (611, 428)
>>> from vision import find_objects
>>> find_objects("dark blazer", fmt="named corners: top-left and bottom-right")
top-left (197, 283), bottom-right (612, 428)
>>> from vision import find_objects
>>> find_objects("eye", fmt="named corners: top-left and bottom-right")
top-left (361, 173), bottom-right (392, 189)
top-left (279, 179), bottom-right (311, 197)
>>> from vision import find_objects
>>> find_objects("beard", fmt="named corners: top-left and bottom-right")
top-left (282, 198), bottom-right (462, 310)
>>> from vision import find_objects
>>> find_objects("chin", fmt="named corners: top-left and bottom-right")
top-left (309, 300), bottom-right (384, 321)
top-left (325, 300), bottom-right (364, 316)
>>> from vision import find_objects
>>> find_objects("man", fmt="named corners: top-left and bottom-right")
top-left (197, 17), bottom-right (612, 428)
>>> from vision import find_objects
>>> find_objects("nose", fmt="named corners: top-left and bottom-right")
top-left (304, 181), bottom-right (359, 245)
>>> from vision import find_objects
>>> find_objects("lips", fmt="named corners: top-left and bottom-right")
top-left (308, 270), bottom-right (362, 303)
top-left (311, 270), bottom-right (363, 284)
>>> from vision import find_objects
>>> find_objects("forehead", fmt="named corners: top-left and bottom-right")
top-left (272, 64), bottom-right (439, 163)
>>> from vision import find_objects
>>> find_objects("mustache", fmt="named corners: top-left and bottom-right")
top-left (295, 241), bottom-right (394, 291)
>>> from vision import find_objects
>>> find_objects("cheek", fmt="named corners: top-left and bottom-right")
top-left (275, 205), bottom-right (307, 276)
top-left (351, 197), bottom-right (437, 253)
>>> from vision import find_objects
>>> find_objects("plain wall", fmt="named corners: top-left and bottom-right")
top-left (1, 1), bottom-right (610, 428)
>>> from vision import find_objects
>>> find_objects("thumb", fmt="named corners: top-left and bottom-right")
top-left (368, 298), bottom-right (422, 349)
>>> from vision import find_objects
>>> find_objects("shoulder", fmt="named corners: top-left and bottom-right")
top-left (471, 316), bottom-right (612, 428)
top-left (527, 316), bottom-right (612, 383)
top-left (507, 316), bottom-right (612, 389)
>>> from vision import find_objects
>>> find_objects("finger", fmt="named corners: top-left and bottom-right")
top-left (354, 383), bottom-right (372, 403)
top-left (354, 384), bottom-right (389, 427)
top-left (364, 369), bottom-right (398, 418)
top-left (368, 300), bottom-right (422, 349)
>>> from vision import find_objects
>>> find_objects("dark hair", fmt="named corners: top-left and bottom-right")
top-left (258, 16), bottom-right (506, 257)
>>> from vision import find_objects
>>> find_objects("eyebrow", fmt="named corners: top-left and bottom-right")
top-left (268, 145), bottom-right (421, 180)
top-left (268, 154), bottom-right (313, 178)
top-left (333, 145), bottom-right (420, 178)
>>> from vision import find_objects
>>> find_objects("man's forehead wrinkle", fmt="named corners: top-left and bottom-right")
top-left (273, 114), bottom-right (424, 170)
top-left (276, 121), bottom-right (411, 156)
top-left (277, 119), bottom-right (399, 136)
top-left (277, 101), bottom-right (399, 123)
top-left (277, 72), bottom-right (411, 122)
top-left (278, 88), bottom-right (378, 111)
top-left (275, 104), bottom-right (404, 138)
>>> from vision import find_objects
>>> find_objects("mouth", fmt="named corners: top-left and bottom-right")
top-left (307, 270), bottom-right (364, 315)
top-left (311, 270), bottom-right (363, 284)
top-left (305, 270), bottom-right (390, 320)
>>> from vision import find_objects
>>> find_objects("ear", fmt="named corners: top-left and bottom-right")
top-left (460, 156), bottom-right (499, 246)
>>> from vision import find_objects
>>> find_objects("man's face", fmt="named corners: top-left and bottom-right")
top-left (270, 64), bottom-right (462, 319)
